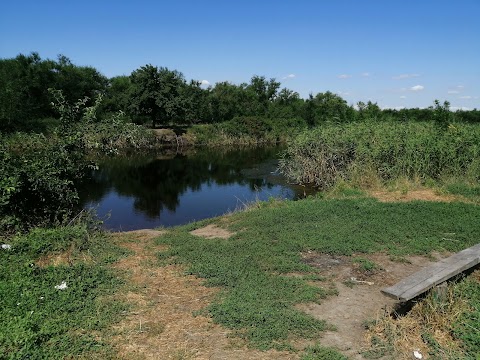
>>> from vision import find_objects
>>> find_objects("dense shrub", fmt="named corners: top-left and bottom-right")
top-left (80, 115), bottom-right (157, 153)
top-left (0, 133), bottom-right (88, 231)
top-left (190, 116), bottom-right (307, 145)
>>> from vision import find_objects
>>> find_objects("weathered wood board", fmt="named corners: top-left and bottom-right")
top-left (382, 243), bottom-right (480, 302)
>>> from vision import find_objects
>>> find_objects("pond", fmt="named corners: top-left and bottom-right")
top-left (78, 146), bottom-right (316, 231)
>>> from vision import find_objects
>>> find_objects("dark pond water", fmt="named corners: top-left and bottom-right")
top-left (78, 146), bottom-right (315, 231)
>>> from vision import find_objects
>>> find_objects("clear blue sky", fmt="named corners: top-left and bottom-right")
top-left (1, 0), bottom-right (479, 109)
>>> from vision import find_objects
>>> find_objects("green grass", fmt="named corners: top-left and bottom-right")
top-left (0, 225), bottom-right (127, 359)
top-left (452, 274), bottom-right (480, 358)
top-left (156, 197), bottom-right (480, 351)
top-left (301, 344), bottom-right (348, 360)
top-left (445, 182), bottom-right (480, 203)
top-left (352, 257), bottom-right (381, 273)
top-left (190, 116), bottom-right (307, 146)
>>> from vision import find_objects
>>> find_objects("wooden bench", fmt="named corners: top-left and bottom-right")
top-left (382, 243), bottom-right (480, 302)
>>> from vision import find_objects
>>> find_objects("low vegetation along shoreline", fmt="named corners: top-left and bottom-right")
top-left (2, 190), bottom-right (479, 359)
top-left (1, 52), bottom-right (479, 359)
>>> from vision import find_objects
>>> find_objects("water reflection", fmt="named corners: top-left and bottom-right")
top-left (78, 146), bottom-right (313, 230)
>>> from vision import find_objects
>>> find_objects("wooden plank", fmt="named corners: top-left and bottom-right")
top-left (382, 243), bottom-right (480, 301)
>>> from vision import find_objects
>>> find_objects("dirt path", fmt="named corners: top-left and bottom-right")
top-left (298, 252), bottom-right (444, 359)
top-left (110, 229), bottom-right (295, 360)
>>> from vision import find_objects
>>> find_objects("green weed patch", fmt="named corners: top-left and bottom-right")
top-left (0, 225), bottom-right (127, 359)
top-left (301, 343), bottom-right (348, 360)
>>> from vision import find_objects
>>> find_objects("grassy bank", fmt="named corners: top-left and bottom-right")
top-left (155, 195), bottom-right (480, 356)
top-left (0, 224), bottom-right (127, 359)
top-left (279, 121), bottom-right (480, 189)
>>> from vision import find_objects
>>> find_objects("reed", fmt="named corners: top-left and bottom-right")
top-left (279, 121), bottom-right (480, 188)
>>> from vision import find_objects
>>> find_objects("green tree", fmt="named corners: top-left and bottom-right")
top-left (208, 81), bottom-right (249, 122)
top-left (0, 52), bottom-right (107, 131)
top-left (303, 94), bottom-right (316, 126)
top-left (247, 75), bottom-right (281, 115)
top-left (431, 99), bottom-right (452, 130)
top-left (53, 55), bottom-right (108, 105)
top-left (129, 65), bottom-right (188, 127)
top-left (310, 91), bottom-right (353, 124)
top-left (357, 100), bottom-right (382, 121)
top-left (269, 88), bottom-right (304, 119)
top-left (0, 53), bottom-right (57, 129)
top-left (181, 80), bottom-right (210, 123)
top-left (103, 75), bottom-right (132, 115)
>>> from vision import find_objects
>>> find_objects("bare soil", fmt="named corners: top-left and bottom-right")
top-left (298, 251), bottom-right (446, 359)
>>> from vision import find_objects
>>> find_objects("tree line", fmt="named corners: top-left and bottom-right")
top-left (1, 52), bottom-right (479, 132)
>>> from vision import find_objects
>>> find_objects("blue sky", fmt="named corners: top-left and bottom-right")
top-left (1, 0), bottom-right (479, 109)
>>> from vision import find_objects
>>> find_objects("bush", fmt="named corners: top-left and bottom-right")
top-left (190, 116), bottom-right (307, 145)
top-left (80, 115), bottom-right (157, 153)
top-left (0, 133), bottom-right (87, 231)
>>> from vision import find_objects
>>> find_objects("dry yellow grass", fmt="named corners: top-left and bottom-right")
top-left (365, 279), bottom-right (473, 359)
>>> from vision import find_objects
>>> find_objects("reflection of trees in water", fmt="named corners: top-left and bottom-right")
top-left (78, 147), bottom-right (282, 219)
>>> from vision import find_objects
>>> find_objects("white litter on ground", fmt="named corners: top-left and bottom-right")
top-left (1, 244), bottom-right (12, 250)
top-left (54, 281), bottom-right (68, 290)
top-left (413, 350), bottom-right (423, 359)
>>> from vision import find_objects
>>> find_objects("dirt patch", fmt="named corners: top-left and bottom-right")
top-left (36, 245), bottom-right (94, 267)
top-left (36, 247), bottom-right (75, 267)
top-left (370, 189), bottom-right (455, 203)
top-left (297, 252), bottom-right (444, 359)
top-left (117, 229), bottom-right (167, 241)
top-left (190, 224), bottom-right (235, 239)
top-left (110, 229), bottom-right (292, 359)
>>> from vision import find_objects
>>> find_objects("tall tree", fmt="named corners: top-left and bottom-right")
top-left (181, 80), bottom-right (210, 123)
top-left (247, 75), bottom-right (281, 115)
top-left (103, 75), bottom-right (132, 114)
top-left (0, 52), bottom-right (108, 131)
top-left (53, 55), bottom-right (108, 105)
top-left (208, 81), bottom-right (249, 122)
top-left (357, 101), bottom-right (382, 121)
top-left (269, 88), bottom-right (303, 119)
top-left (129, 65), bottom-right (187, 127)
top-left (0, 53), bottom-right (57, 128)
top-left (312, 91), bottom-right (353, 124)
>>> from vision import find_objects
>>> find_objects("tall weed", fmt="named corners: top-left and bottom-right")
top-left (280, 121), bottom-right (480, 188)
